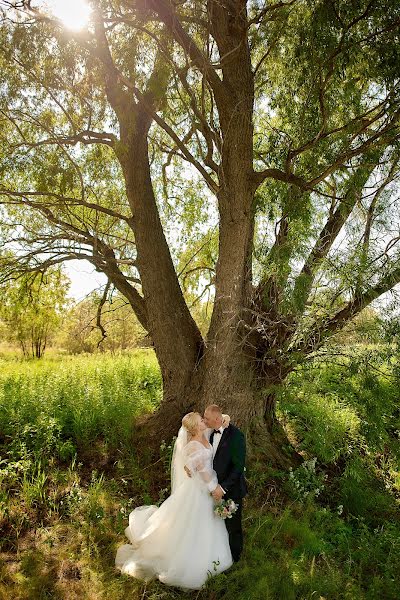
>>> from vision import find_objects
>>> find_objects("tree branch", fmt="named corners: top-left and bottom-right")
top-left (252, 167), bottom-right (310, 190)
top-left (303, 263), bottom-right (400, 353)
top-left (0, 189), bottom-right (132, 223)
top-left (292, 159), bottom-right (379, 311)
top-left (96, 280), bottom-right (111, 348)
top-left (146, 0), bottom-right (225, 101)
top-left (11, 129), bottom-right (117, 148)
top-left (248, 0), bottom-right (298, 27)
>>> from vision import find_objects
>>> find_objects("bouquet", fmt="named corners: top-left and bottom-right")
top-left (214, 498), bottom-right (239, 519)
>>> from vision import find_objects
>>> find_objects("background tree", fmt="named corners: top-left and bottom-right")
top-left (0, 265), bottom-right (69, 358)
top-left (0, 0), bottom-right (399, 459)
top-left (58, 288), bottom-right (147, 353)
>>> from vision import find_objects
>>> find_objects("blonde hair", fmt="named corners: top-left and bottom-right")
top-left (182, 412), bottom-right (201, 436)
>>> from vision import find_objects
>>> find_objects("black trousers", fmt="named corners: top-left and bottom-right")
top-left (225, 499), bottom-right (243, 562)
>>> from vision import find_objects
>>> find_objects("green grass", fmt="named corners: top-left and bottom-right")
top-left (277, 350), bottom-right (400, 523)
top-left (0, 350), bottom-right (161, 450)
top-left (0, 348), bottom-right (399, 599)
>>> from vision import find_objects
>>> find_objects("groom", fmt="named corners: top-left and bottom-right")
top-left (204, 404), bottom-right (247, 563)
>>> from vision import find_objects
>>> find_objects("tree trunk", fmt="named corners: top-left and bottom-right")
top-left (141, 341), bottom-right (299, 470)
top-left (116, 121), bottom-right (205, 420)
top-left (108, 1), bottom-right (298, 469)
top-left (94, 19), bottom-right (204, 413)
top-left (134, 0), bottom-right (299, 467)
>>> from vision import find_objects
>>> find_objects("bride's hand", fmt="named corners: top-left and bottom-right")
top-left (221, 414), bottom-right (230, 428)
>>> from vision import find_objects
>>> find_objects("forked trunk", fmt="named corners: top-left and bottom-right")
top-left (142, 342), bottom-right (298, 470)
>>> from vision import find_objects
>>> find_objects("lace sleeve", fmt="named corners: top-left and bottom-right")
top-left (185, 441), bottom-right (218, 492)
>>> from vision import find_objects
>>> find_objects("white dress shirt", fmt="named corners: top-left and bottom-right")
top-left (211, 426), bottom-right (226, 495)
top-left (211, 425), bottom-right (224, 458)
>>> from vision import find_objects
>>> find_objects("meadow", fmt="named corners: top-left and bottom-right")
top-left (0, 347), bottom-right (399, 600)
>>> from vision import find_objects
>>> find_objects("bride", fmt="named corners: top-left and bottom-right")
top-left (115, 412), bottom-right (233, 589)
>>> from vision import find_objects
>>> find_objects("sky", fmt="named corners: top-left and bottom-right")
top-left (65, 259), bottom-right (107, 301)
top-left (41, 0), bottom-right (91, 30)
top-left (35, 3), bottom-right (101, 300)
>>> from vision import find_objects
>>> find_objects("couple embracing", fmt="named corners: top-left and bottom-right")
top-left (115, 404), bottom-right (247, 590)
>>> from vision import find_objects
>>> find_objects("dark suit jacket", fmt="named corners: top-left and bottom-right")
top-left (210, 423), bottom-right (248, 500)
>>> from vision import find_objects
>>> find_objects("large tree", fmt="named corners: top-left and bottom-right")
top-left (0, 0), bottom-right (399, 459)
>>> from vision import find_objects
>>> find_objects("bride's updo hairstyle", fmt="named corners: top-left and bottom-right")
top-left (182, 412), bottom-right (200, 436)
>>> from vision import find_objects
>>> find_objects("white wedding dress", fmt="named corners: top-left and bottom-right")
top-left (115, 430), bottom-right (232, 589)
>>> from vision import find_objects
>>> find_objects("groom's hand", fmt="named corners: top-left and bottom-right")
top-left (184, 465), bottom-right (192, 478)
top-left (211, 485), bottom-right (224, 501)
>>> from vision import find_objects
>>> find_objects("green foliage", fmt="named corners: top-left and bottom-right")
top-left (281, 389), bottom-right (362, 463)
top-left (58, 291), bottom-right (146, 354)
top-left (287, 457), bottom-right (328, 502)
top-left (0, 348), bottom-right (399, 598)
top-left (278, 346), bottom-right (400, 522)
top-left (0, 351), bottom-right (161, 452)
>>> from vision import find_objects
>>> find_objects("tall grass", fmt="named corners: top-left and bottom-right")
top-left (0, 348), bottom-right (399, 599)
top-left (0, 350), bottom-right (161, 451)
top-left (277, 350), bottom-right (400, 524)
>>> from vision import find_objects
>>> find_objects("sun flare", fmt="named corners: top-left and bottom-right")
top-left (44, 0), bottom-right (92, 31)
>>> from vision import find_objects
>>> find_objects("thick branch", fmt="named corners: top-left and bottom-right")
top-left (93, 9), bottom-right (138, 126)
top-left (308, 264), bottom-right (400, 351)
top-left (292, 160), bottom-right (379, 310)
top-left (252, 167), bottom-right (310, 191)
top-left (96, 281), bottom-right (111, 348)
top-left (147, 0), bottom-right (225, 101)
top-left (255, 187), bottom-right (306, 312)
top-left (11, 129), bottom-right (117, 148)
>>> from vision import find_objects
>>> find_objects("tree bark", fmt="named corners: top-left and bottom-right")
top-left (133, 1), bottom-right (299, 468)
top-left (142, 337), bottom-right (299, 469)
top-left (118, 117), bottom-right (205, 410)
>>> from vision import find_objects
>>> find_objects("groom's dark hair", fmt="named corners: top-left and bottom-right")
top-left (206, 404), bottom-right (222, 414)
